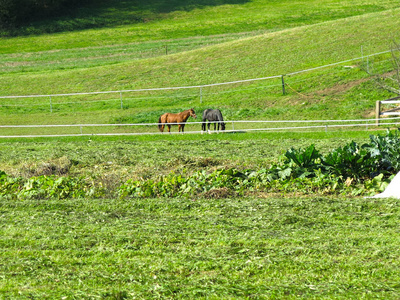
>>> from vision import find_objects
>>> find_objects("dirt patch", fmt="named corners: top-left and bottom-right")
top-left (20, 156), bottom-right (72, 177)
top-left (314, 77), bottom-right (370, 96)
top-left (203, 187), bottom-right (235, 199)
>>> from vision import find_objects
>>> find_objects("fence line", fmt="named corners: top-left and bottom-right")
top-left (1, 116), bottom-right (400, 128)
top-left (2, 122), bottom-right (400, 139)
top-left (1, 117), bottom-right (399, 138)
top-left (0, 49), bottom-right (394, 101)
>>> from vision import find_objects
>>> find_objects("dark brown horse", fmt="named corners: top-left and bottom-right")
top-left (158, 108), bottom-right (197, 133)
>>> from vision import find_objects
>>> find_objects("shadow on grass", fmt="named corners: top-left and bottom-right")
top-left (5, 0), bottom-right (250, 36)
top-left (130, 0), bottom-right (250, 13)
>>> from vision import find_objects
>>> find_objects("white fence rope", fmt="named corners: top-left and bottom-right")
top-left (1, 117), bottom-right (399, 138)
top-left (1, 117), bottom-right (399, 128)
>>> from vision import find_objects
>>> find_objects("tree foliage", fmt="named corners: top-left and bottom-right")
top-left (0, 0), bottom-right (92, 30)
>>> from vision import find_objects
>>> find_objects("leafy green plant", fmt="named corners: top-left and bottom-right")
top-left (0, 173), bottom-right (105, 200)
top-left (322, 141), bottom-right (371, 179)
top-left (285, 144), bottom-right (321, 168)
top-left (363, 129), bottom-right (400, 174)
top-left (284, 144), bottom-right (321, 178)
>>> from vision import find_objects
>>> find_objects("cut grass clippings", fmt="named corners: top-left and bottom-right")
top-left (1, 196), bottom-right (400, 298)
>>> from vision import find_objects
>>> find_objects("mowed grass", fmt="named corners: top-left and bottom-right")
top-left (1, 196), bottom-right (400, 298)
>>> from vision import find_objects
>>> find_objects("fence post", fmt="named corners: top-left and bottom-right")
top-left (200, 86), bottom-right (203, 104)
top-left (375, 101), bottom-right (381, 125)
top-left (49, 96), bottom-right (53, 113)
top-left (120, 92), bottom-right (123, 109)
top-left (281, 75), bottom-right (286, 95)
top-left (361, 45), bottom-right (364, 64)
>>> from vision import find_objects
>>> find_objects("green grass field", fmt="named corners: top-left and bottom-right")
top-left (2, 195), bottom-right (400, 298)
top-left (2, 0), bottom-right (400, 297)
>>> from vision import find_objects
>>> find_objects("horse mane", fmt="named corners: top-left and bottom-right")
top-left (202, 109), bottom-right (211, 121)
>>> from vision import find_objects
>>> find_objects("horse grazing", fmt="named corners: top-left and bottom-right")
top-left (158, 108), bottom-right (197, 133)
top-left (202, 109), bottom-right (226, 133)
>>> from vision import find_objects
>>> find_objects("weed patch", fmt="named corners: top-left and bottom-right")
top-left (1, 131), bottom-right (398, 200)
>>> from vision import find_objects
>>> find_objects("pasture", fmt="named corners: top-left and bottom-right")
top-left (2, 2), bottom-right (400, 131)
top-left (2, 0), bottom-right (400, 297)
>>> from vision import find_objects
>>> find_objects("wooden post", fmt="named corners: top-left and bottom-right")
top-left (200, 86), bottom-right (203, 104)
top-left (376, 101), bottom-right (381, 125)
top-left (281, 75), bottom-right (286, 95)
top-left (49, 96), bottom-right (53, 113)
top-left (120, 92), bottom-right (123, 109)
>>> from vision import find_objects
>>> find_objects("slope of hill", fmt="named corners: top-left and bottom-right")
top-left (2, 0), bottom-right (400, 52)
top-left (1, 2), bottom-right (400, 129)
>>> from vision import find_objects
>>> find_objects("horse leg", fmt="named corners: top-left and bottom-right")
top-left (181, 124), bottom-right (185, 133)
top-left (167, 124), bottom-right (171, 133)
top-left (207, 122), bottom-right (211, 134)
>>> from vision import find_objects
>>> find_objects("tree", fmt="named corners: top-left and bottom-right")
top-left (0, 0), bottom-right (93, 31)
top-left (364, 41), bottom-right (400, 96)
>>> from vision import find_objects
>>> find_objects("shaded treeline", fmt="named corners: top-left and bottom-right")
top-left (0, 0), bottom-right (93, 30)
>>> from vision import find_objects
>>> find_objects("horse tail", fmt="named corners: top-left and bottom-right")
top-left (158, 115), bottom-right (163, 131)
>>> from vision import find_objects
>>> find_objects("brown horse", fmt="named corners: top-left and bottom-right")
top-left (158, 108), bottom-right (197, 133)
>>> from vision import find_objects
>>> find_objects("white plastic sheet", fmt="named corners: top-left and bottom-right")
top-left (372, 172), bottom-right (400, 198)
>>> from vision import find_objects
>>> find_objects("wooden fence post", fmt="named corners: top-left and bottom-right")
top-left (375, 100), bottom-right (381, 125)
top-left (281, 75), bottom-right (286, 95)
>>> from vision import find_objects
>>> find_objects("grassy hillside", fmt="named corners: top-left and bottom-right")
top-left (2, 0), bottom-right (400, 51)
top-left (1, 1), bottom-right (400, 131)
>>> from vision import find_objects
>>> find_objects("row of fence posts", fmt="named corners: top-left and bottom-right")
top-left (46, 76), bottom-right (288, 112)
